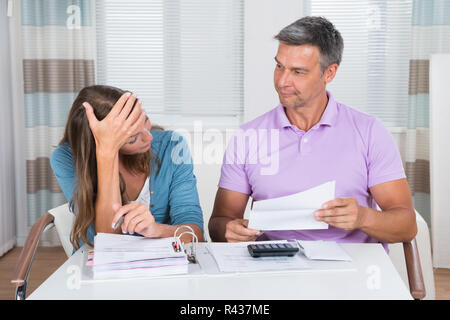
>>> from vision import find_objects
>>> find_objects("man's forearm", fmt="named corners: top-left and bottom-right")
top-left (359, 206), bottom-right (417, 243)
top-left (209, 216), bottom-right (233, 242)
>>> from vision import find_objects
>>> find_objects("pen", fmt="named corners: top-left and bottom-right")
top-left (113, 216), bottom-right (124, 231)
top-left (112, 201), bottom-right (132, 231)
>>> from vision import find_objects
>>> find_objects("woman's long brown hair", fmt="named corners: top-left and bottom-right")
top-left (60, 85), bottom-right (161, 249)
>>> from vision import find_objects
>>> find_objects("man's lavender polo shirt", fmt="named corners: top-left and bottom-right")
top-left (218, 91), bottom-right (406, 248)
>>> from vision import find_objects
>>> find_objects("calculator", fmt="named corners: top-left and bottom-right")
top-left (247, 242), bottom-right (299, 258)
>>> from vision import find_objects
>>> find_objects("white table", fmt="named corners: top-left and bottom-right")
top-left (28, 242), bottom-right (412, 300)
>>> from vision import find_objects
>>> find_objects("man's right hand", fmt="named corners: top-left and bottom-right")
top-left (224, 219), bottom-right (261, 242)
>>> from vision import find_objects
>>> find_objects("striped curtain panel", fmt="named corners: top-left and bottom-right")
top-left (21, 0), bottom-right (95, 245)
top-left (407, 0), bottom-right (450, 226)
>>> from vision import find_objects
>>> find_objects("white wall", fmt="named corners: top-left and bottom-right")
top-left (185, 1), bottom-right (305, 240)
top-left (430, 53), bottom-right (450, 268)
top-left (244, 0), bottom-right (305, 122)
top-left (0, 0), bottom-right (17, 256)
top-left (8, 0), bottom-right (29, 247)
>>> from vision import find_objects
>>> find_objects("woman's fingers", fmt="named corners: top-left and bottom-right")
top-left (124, 99), bottom-right (144, 129)
top-left (111, 201), bottom-right (140, 228)
top-left (124, 213), bottom-right (146, 234)
top-left (127, 110), bottom-right (147, 137)
top-left (108, 91), bottom-right (132, 118)
top-left (122, 205), bottom-right (147, 234)
top-left (111, 202), bottom-right (154, 235)
top-left (118, 93), bottom-right (137, 122)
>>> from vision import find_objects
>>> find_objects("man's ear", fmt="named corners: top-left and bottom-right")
top-left (323, 63), bottom-right (339, 84)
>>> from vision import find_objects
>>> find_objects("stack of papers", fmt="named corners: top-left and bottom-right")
top-left (92, 233), bottom-right (188, 280)
top-left (248, 181), bottom-right (335, 230)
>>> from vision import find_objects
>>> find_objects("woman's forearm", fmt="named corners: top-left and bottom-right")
top-left (94, 148), bottom-right (122, 234)
top-left (155, 223), bottom-right (204, 242)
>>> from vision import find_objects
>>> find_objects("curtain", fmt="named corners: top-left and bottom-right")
top-left (407, 0), bottom-right (450, 227)
top-left (19, 0), bottom-right (96, 246)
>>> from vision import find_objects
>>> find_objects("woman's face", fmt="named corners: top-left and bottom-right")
top-left (119, 114), bottom-right (153, 155)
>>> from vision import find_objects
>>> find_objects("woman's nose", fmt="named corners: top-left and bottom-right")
top-left (141, 130), bottom-right (152, 143)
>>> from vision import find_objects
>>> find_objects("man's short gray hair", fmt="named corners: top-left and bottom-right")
top-left (274, 16), bottom-right (344, 74)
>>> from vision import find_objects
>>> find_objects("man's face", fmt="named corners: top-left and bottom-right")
top-left (273, 43), bottom-right (327, 108)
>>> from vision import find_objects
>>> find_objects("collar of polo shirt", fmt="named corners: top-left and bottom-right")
top-left (275, 90), bottom-right (338, 130)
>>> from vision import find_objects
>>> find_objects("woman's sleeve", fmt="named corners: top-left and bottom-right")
top-left (167, 133), bottom-right (204, 233)
top-left (50, 144), bottom-right (76, 203)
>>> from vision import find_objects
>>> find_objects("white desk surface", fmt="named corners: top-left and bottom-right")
top-left (28, 242), bottom-right (412, 300)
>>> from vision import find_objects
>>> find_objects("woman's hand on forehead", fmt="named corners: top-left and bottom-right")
top-left (83, 92), bottom-right (147, 153)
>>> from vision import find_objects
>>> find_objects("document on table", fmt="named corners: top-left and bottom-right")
top-left (248, 180), bottom-right (335, 230)
top-left (297, 240), bottom-right (352, 261)
top-left (206, 241), bottom-right (309, 273)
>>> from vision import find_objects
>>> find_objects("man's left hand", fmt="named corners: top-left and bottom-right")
top-left (314, 197), bottom-right (368, 230)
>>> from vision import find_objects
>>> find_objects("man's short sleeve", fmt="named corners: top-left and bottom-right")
top-left (367, 118), bottom-right (406, 188)
top-left (218, 130), bottom-right (252, 194)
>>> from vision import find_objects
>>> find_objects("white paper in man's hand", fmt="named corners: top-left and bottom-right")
top-left (248, 181), bottom-right (335, 230)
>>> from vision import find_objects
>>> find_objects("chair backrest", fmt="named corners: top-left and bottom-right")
top-left (48, 203), bottom-right (74, 258)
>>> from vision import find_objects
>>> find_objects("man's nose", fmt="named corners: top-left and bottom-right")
top-left (277, 70), bottom-right (292, 87)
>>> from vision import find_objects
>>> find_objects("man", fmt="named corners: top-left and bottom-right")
top-left (208, 16), bottom-right (417, 250)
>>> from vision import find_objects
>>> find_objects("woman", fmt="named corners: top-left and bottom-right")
top-left (50, 85), bottom-right (204, 250)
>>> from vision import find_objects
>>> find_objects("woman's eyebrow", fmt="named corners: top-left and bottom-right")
top-left (128, 133), bottom-right (139, 141)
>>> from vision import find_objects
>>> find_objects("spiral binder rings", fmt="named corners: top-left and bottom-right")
top-left (173, 225), bottom-right (198, 264)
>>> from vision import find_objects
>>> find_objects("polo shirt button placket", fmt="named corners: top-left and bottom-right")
top-left (296, 130), bottom-right (304, 153)
top-left (301, 136), bottom-right (312, 155)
